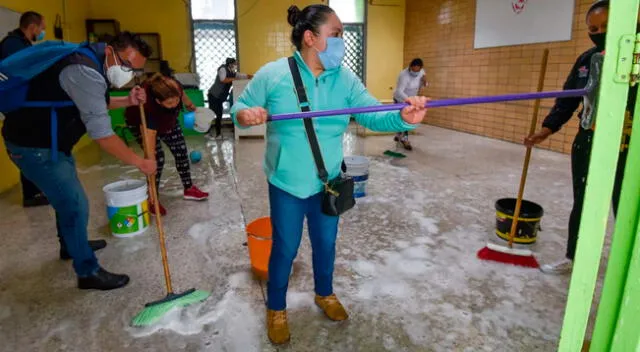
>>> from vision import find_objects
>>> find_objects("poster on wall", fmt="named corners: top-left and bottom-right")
top-left (474, 0), bottom-right (575, 49)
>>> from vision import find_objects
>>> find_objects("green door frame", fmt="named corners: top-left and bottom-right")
top-left (558, 0), bottom-right (640, 351)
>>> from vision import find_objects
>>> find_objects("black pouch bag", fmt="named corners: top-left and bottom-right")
top-left (287, 57), bottom-right (355, 216)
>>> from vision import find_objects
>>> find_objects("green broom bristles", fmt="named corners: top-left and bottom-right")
top-left (131, 289), bottom-right (211, 327)
top-left (383, 150), bottom-right (406, 158)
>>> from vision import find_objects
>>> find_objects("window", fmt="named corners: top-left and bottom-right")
top-left (191, 0), bottom-right (237, 93)
top-left (330, 0), bottom-right (366, 82)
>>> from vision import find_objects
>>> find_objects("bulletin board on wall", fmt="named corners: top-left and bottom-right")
top-left (474, 0), bottom-right (575, 49)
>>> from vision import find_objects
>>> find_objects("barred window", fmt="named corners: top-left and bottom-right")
top-left (191, 0), bottom-right (237, 92)
top-left (193, 20), bottom-right (237, 92)
top-left (330, 0), bottom-right (366, 82)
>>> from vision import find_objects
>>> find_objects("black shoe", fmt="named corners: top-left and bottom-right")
top-left (23, 193), bottom-right (49, 208)
top-left (60, 240), bottom-right (107, 260)
top-left (77, 267), bottom-right (130, 290)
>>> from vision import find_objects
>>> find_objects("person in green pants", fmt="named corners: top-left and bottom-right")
top-left (525, 0), bottom-right (636, 274)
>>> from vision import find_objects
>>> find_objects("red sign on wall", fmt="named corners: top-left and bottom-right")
top-left (512, 0), bottom-right (528, 14)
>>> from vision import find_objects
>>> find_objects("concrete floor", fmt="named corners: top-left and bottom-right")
top-left (0, 124), bottom-right (604, 351)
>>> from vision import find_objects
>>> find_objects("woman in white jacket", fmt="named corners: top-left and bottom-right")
top-left (393, 58), bottom-right (427, 150)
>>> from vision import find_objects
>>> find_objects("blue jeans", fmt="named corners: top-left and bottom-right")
top-left (5, 143), bottom-right (99, 277)
top-left (267, 183), bottom-right (340, 310)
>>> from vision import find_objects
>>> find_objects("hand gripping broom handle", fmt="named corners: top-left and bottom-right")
top-left (139, 103), bottom-right (174, 294)
top-left (267, 88), bottom-right (588, 121)
top-left (507, 49), bottom-right (550, 248)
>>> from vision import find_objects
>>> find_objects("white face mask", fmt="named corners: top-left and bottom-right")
top-left (105, 50), bottom-right (134, 88)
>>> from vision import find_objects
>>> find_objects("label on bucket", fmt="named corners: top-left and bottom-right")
top-left (353, 174), bottom-right (368, 198)
top-left (107, 201), bottom-right (150, 236)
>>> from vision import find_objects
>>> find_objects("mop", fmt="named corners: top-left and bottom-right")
top-left (475, 49), bottom-right (550, 268)
top-left (131, 102), bottom-right (210, 327)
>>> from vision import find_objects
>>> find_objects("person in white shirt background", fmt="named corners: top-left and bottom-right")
top-left (393, 58), bottom-right (427, 150)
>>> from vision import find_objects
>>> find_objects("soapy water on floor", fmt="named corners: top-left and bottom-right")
top-left (156, 153), bottom-right (562, 351)
top-left (67, 135), bottom-right (570, 351)
top-left (125, 272), bottom-right (263, 350)
top-left (328, 157), bottom-right (568, 351)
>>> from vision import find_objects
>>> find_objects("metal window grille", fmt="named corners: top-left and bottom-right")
top-left (193, 20), bottom-right (237, 92)
top-left (343, 23), bottom-right (365, 82)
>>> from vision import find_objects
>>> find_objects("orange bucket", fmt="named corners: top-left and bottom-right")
top-left (246, 217), bottom-right (272, 280)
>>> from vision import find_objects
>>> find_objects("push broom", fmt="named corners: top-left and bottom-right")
top-left (131, 101), bottom-right (210, 327)
top-left (476, 49), bottom-right (550, 268)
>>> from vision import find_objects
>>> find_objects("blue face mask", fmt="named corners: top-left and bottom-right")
top-left (36, 30), bottom-right (45, 41)
top-left (316, 37), bottom-right (345, 70)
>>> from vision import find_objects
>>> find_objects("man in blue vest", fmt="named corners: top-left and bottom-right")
top-left (2, 32), bottom-right (156, 291)
top-left (206, 58), bottom-right (252, 139)
top-left (0, 11), bottom-right (49, 207)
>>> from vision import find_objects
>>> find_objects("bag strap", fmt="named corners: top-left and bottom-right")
top-left (287, 56), bottom-right (329, 184)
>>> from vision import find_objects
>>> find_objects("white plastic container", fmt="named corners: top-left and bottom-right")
top-left (344, 155), bottom-right (370, 198)
top-left (103, 180), bottom-right (150, 238)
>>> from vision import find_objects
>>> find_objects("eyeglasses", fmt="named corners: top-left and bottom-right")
top-left (115, 52), bottom-right (134, 72)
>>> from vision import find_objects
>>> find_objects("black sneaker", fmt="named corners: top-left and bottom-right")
top-left (77, 267), bottom-right (130, 290)
top-left (23, 193), bottom-right (49, 208)
top-left (60, 240), bottom-right (107, 260)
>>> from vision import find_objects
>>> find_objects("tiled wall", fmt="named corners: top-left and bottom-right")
top-left (404, 0), bottom-right (596, 154)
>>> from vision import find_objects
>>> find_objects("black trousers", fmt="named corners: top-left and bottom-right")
top-left (208, 93), bottom-right (225, 136)
top-left (566, 128), bottom-right (628, 260)
top-left (21, 172), bottom-right (44, 200)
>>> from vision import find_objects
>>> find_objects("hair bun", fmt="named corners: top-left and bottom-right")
top-left (287, 5), bottom-right (301, 26)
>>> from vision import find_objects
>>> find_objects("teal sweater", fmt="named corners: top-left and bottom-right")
top-left (231, 52), bottom-right (417, 199)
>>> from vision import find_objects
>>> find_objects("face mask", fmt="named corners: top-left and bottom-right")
top-left (35, 30), bottom-right (45, 42)
top-left (315, 37), bottom-right (345, 70)
top-left (105, 50), bottom-right (134, 88)
top-left (589, 32), bottom-right (606, 51)
top-left (409, 70), bottom-right (420, 77)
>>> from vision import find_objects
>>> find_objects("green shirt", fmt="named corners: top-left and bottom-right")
top-left (232, 51), bottom-right (417, 199)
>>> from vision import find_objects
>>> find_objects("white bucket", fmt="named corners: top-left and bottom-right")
top-left (103, 180), bottom-right (150, 238)
top-left (344, 155), bottom-right (369, 198)
top-left (194, 107), bottom-right (215, 133)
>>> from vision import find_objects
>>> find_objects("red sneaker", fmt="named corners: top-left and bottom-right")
top-left (184, 186), bottom-right (209, 201)
top-left (149, 201), bottom-right (167, 216)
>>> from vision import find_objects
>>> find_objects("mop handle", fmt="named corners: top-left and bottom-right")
top-left (508, 48), bottom-right (550, 248)
top-left (267, 88), bottom-right (588, 121)
top-left (139, 102), bottom-right (174, 295)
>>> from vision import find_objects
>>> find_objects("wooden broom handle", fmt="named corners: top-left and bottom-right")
top-left (507, 49), bottom-right (550, 248)
top-left (139, 102), bottom-right (174, 294)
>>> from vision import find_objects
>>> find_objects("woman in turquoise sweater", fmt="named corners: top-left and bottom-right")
top-left (232, 4), bottom-right (428, 344)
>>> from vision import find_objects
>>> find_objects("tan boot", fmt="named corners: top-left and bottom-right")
top-left (266, 309), bottom-right (290, 344)
top-left (314, 294), bottom-right (349, 321)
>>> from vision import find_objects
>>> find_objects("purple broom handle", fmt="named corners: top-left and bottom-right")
top-left (268, 88), bottom-right (588, 121)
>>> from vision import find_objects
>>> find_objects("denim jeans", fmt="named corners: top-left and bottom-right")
top-left (267, 183), bottom-right (340, 310)
top-left (5, 142), bottom-right (99, 277)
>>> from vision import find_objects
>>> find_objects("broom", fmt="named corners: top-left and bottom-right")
top-left (477, 48), bottom-right (550, 268)
top-left (131, 99), bottom-right (210, 327)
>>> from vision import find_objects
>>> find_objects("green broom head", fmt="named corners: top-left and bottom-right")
top-left (131, 288), bottom-right (211, 327)
top-left (383, 150), bottom-right (406, 158)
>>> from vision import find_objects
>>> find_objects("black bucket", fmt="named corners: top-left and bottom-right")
top-left (495, 198), bottom-right (543, 245)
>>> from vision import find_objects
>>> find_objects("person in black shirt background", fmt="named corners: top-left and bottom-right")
top-left (525, 0), bottom-right (636, 274)
top-left (0, 11), bottom-right (49, 207)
